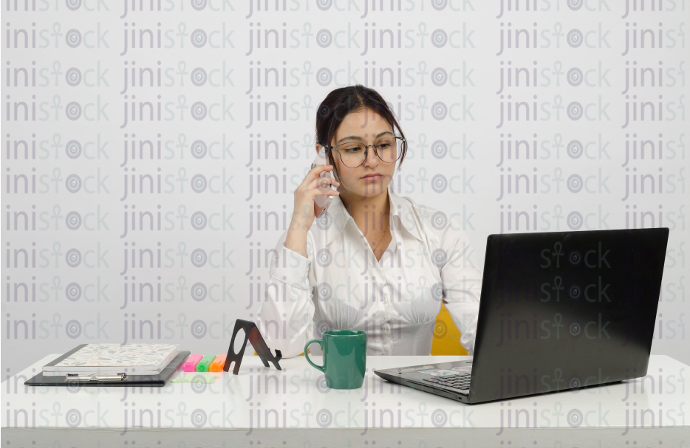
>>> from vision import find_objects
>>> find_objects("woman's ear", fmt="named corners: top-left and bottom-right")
top-left (328, 150), bottom-right (341, 183)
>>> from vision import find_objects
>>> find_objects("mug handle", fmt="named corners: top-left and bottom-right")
top-left (304, 339), bottom-right (325, 372)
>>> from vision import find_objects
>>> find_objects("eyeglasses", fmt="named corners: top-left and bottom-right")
top-left (325, 134), bottom-right (405, 168)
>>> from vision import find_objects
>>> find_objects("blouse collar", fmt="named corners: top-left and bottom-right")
top-left (320, 182), bottom-right (423, 247)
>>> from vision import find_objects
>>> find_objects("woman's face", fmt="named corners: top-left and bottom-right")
top-left (321, 108), bottom-right (396, 199)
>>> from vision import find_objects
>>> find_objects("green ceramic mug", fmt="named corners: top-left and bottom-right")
top-left (304, 329), bottom-right (367, 389)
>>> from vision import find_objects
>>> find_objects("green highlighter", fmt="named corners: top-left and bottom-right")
top-left (196, 354), bottom-right (216, 372)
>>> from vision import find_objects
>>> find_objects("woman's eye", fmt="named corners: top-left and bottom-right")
top-left (377, 143), bottom-right (390, 149)
top-left (344, 147), bottom-right (361, 152)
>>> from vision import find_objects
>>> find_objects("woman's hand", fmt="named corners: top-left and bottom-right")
top-left (285, 165), bottom-right (340, 257)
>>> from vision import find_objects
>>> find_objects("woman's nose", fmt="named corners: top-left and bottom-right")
top-left (364, 145), bottom-right (379, 166)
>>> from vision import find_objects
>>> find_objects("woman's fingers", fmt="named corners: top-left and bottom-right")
top-left (307, 164), bottom-right (335, 182)
top-left (307, 176), bottom-right (340, 195)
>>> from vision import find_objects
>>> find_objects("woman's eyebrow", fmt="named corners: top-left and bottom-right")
top-left (336, 131), bottom-right (394, 144)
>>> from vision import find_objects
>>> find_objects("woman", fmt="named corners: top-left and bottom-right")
top-left (257, 85), bottom-right (482, 358)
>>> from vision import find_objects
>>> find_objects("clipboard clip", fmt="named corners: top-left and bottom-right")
top-left (65, 373), bottom-right (127, 382)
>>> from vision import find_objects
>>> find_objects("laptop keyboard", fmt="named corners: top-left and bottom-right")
top-left (423, 373), bottom-right (471, 389)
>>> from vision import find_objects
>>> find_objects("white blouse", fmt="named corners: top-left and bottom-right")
top-left (257, 183), bottom-right (483, 358)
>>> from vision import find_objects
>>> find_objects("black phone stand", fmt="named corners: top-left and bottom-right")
top-left (223, 319), bottom-right (282, 375)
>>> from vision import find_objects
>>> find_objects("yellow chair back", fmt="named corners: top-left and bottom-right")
top-left (430, 302), bottom-right (469, 355)
top-left (254, 303), bottom-right (465, 356)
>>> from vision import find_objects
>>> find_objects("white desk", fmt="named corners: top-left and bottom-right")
top-left (2, 354), bottom-right (688, 447)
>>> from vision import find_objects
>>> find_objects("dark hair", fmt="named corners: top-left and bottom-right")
top-left (315, 84), bottom-right (408, 182)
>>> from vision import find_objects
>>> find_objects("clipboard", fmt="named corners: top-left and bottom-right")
top-left (24, 346), bottom-right (190, 387)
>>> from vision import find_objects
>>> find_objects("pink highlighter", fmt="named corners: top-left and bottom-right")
top-left (182, 354), bottom-right (203, 372)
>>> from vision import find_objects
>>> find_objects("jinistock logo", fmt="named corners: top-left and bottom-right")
top-left (248, 0), bottom-right (477, 18)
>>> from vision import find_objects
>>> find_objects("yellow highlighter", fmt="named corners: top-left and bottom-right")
top-left (209, 354), bottom-right (227, 372)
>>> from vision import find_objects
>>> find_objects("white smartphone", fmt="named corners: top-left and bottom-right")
top-left (311, 146), bottom-right (335, 218)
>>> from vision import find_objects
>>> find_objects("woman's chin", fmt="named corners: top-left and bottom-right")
top-left (357, 181), bottom-right (389, 197)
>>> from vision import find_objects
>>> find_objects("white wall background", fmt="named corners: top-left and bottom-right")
top-left (2, 0), bottom-right (688, 376)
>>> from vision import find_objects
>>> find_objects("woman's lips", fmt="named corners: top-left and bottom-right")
top-left (361, 175), bottom-right (382, 181)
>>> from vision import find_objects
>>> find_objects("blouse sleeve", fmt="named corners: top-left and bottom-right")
top-left (439, 226), bottom-right (483, 356)
top-left (256, 229), bottom-right (317, 359)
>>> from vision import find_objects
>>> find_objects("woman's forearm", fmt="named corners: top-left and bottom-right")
top-left (285, 220), bottom-right (310, 258)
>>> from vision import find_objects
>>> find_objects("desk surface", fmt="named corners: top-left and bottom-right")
top-left (2, 354), bottom-right (688, 447)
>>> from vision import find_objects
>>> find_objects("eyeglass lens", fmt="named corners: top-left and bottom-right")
top-left (337, 137), bottom-right (403, 168)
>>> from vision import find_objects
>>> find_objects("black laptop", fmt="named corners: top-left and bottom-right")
top-left (374, 228), bottom-right (670, 404)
